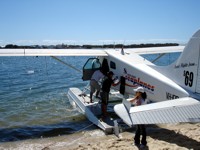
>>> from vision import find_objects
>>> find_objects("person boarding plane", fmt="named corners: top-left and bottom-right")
top-left (0, 29), bottom-right (200, 133)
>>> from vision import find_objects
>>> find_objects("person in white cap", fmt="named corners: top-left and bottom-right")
top-left (129, 86), bottom-right (147, 148)
top-left (130, 86), bottom-right (146, 106)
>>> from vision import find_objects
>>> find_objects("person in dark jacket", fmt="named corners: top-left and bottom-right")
top-left (101, 71), bottom-right (118, 117)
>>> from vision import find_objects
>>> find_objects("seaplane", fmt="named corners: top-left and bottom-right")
top-left (1, 29), bottom-right (200, 134)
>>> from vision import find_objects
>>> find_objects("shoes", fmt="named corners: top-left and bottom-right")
top-left (132, 143), bottom-right (146, 148)
top-left (95, 96), bottom-right (101, 99)
top-left (132, 143), bottom-right (140, 147)
top-left (140, 144), bottom-right (146, 148)
top-left (86, 100), bottom-right (93, 104)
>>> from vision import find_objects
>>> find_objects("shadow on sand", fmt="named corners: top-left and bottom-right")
top-left (147, 125), bottom-right (200, 150)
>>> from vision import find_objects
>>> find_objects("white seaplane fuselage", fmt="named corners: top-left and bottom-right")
top-left (99, 50), bottom-right (189, 102)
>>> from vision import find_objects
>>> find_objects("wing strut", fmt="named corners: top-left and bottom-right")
top-left (152, 53), bottom-right (166, 63)
top-left (51, 56), bottom-right (81, 73)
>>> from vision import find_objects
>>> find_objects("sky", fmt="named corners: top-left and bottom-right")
top-left (0, 0), bottom-right (200, 46)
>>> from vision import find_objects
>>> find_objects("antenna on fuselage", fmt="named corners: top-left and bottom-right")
top-left (121, 47), bottom-right (125, 55)
top-left (121, 43), bottom-right (125, 55)
top-left (121, 41), bottom-right (125, 55)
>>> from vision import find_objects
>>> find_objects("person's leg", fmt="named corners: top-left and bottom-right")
top-left (90, 92), bottom-right (93, 102)
top-left (90, 81), bottom-right (96, 103)
top-left (101, 92), bottom-right (108, 117)
top-left (134, 125), bottom-right (141, 145)
top-left (96, 90), bottom-right (100, 98)
top-left (141, 125), bottom-right (147, 146)
top-left (95, 83), bottom-right (101, 98)
top-left (104, 93), bottom-right (109, 116)
top-left (101, 104), bottom-right (107, 117)
top-left (101, 92), bottom-right (106, 116)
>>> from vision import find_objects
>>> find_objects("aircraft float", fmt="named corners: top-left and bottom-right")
top-left (1, 29), bottom-right (200, 134)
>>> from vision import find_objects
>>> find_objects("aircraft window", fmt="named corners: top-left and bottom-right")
top-left (110, 61), bottom-right (116, 69)
top-left (83, 58), bottom-right (101, 70)
top-left (92, 59), bottom-right (101, 69)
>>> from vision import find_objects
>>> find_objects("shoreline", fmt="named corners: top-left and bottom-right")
top-left (0, 123), bottom-right (199, 150)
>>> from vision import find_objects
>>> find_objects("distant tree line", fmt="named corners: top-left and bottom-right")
top-left (82, 43), bottom-right (179, 49)
top-left (0, 43), bottom-right (179, 49)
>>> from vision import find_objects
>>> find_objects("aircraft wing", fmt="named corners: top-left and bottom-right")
top-left (0, 49), bottom-right (108, 56)
top-left (114, 97), bottom-right (200, 126)
top-left (0, 46), bottom-right (184, 56)
top-left (125, 46), bottom-right (185, 55)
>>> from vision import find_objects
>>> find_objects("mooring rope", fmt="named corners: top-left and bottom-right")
top-left (41, 123), bottom-right (94, 150)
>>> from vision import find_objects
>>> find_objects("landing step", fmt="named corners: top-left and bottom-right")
top-left (67, 87), bottom-right (117, 134)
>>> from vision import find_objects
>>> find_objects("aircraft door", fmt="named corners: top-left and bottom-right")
top-left (120, 76), bottom-right (126, 95)
top-left (101, 58), bottom-right (109, 75)
top-left (82, 58), bottom-right (101, 81)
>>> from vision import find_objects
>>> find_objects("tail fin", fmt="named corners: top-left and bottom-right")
top-left (169, 29), bottom-right (200, 93)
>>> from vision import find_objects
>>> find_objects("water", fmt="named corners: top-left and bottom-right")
top-left (0, 56), bottom-right (93, 142)
top-left (0, 52), bottom-right (180, 143)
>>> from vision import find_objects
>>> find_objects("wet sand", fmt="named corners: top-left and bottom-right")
top-left (0, 123), bottom-right (200, 150)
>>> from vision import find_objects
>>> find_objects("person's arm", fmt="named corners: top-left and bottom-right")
top-left (112, 81), bottom-right (120, 86)
top-left (112, 78), bottom-right (120, 86)
top-left (129, 92), bottom-right (141, 104)
top-left (129, 96), bottom-right (138, 103)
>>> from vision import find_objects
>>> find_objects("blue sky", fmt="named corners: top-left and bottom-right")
top-left (0, 0), bottom-right (200, 46)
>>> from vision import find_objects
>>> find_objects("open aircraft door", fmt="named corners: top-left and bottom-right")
top-left (82, 58), bottom-right (101, 81)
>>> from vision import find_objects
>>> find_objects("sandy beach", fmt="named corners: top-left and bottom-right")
top-left (1, 123), bottom-right (199, 150)
top-left (65, 123), bottom-right (200, 150)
